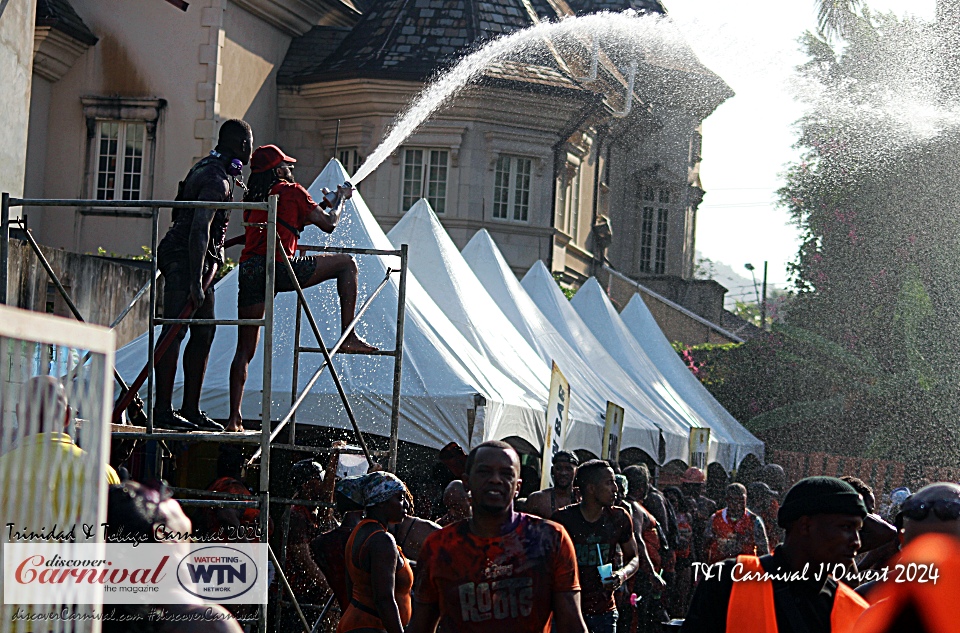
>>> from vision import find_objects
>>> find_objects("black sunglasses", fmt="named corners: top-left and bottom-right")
top-left (900, 496), bottom-right (960, 522)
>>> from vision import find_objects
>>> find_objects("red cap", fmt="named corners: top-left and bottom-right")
top-left (681, 467), bottom-right (706, 484)
top-left (250, 144), bottom-right (296, 173)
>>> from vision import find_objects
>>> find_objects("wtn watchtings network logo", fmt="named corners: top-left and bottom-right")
top-left (4, 543), bottom-right (267, 604)
top-left (176, 546), bottom-right (259, 601)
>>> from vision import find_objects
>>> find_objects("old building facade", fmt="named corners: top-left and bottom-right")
top-left (6, 0), bottom-right (736, 342)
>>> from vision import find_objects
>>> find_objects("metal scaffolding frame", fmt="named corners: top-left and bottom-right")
top-left (0, 193), bottom-right (409, 633)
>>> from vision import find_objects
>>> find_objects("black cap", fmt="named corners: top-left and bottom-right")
top-left (778, 476), bottom-right (867, 528)
top-left (553, 450), bottom-right (579, 466)
top-left (748, 481), bottom-right (778, 498)
top-left (290, 460), bottom-right (324, 490)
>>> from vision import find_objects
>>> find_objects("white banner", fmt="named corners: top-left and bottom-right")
top-left (602, 402), bottom-right (625, 461)
top-left (689, 428), bottom-right (711, 470)
top-left (540, 362), bottom-right (571, 490)
top-left (5, 544), bottom-right (268, 605)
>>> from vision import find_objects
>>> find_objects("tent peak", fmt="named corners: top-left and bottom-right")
top-left (312, 157), bottom-right (352, 191)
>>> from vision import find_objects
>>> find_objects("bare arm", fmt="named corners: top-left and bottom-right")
top-left (368, 532), bottom-right (405, 633)
top-left (552, 591), bottom-right (588, 633)
top-left (316, 443), bottom-right (345, 528)
top-left (644, 493), bottom-right (670, 535)
top-left (628, 502), bottom-right (660, 582)
top-left (405, 601), bottom-right (441, 633)
top-left (307, 184), bottom-right (351, 233)
top-left (612, 532), bottom-right (641, 588)
top-left (755, 516), bottom-right (770, 556)
top-left (288, 541), bottom-right (326, 589)
top-left (307, 204), bottom-right (338, 234)
top-left (187, 208), bottom-right (217, 304)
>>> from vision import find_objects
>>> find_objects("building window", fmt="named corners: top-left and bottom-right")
top-left (557, 164), bottom-right (581, 241)
top-left (94, 120), bottom-right (146, 201)
top-left (402, 148), bottom-right (448, 213)
top-left (338, 147), bottom-right (363, 176)
top-left (655, 208), bottom-right (668, 274)
top-left (493, 155), bottom-right (531, 222)
top-left (639, 186), bottom-right (670, 274)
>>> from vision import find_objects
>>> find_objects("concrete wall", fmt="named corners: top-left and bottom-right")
top-left (0, 0), bottom-right (38, 201)
top-left (7, 239), bottom-right (154, 347)
top-left (597, 266), bottom-right (739, 346)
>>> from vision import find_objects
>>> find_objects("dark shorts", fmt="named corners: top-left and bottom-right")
top-left (238, 254), bottom-right (316, 308)
top-left (157, 251), bottom-right (216, 321)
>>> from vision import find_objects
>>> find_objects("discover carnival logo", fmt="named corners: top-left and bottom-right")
top-left (4, 543), bottom-right (267, 605)
top-left (176, 546), bottom-right (258, 601)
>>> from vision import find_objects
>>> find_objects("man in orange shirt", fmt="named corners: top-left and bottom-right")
top-left (705, 483), bottom-right (770, 564)
top-left (408, 441), bottom-right (587, 633)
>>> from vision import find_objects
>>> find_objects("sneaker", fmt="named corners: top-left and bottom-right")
top-left (153, 408), bottom-right (199, 431)
top-left (178, 409), bottom-right (225, 432)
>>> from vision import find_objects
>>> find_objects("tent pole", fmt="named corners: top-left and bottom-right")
top-left (388, 244), bottom-right (407, 473)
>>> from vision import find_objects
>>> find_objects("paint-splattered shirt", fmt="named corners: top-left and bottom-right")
top-left (416, 513), bottom-right (579, 632)
top-left (552, 505), bottom-right (633, 615)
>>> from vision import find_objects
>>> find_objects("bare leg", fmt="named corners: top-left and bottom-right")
top-left (227, 304), bottom-right (265, 432)
top-left (154, 327), bottom-right (184, 412)
top-left (300, 254), bottom-right (377, 354)
top-left (180, 322), bottom-right (216, 414)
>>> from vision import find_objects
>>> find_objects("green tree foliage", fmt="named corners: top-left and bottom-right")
top-left (815, 0), bottom-right (864, 41)
top-left (553, 272), bottom-right (576, 300)
top-left (680, 13), bottom-right (960, 465)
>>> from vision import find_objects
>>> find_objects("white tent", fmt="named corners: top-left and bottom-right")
top-left (386, 200), bottom-right (550, 452)
top-left (114, 160), bottom-right (546, 450)
top-left (521, 262), bottom-right (689, 464)
top-left (618, 293), bottom-right (765, 467)
top-left (571, 278), bottom-right (763, 469)
top-left (462, 229), bottom-right (662, 457)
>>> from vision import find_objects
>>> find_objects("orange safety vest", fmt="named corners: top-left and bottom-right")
top-left (855, 533), bottom-right (960, 633)
top-left (726, 555), bottom-right (868, 633)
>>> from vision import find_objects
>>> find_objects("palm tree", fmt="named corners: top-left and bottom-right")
top-left (815, 0), bottom-right (863, 41)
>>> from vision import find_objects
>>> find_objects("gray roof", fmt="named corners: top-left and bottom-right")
top-left (285, 0), bottom-right (558, 84)
top-left (278, 26), bottom-right (352, 85)
top-left (36, 0), bottom-right (98, 45)
top-left (568, 0), bottom-right (665, 14)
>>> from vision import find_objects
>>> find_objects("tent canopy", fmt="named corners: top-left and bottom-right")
top-left (572, 277), bottom-right (762, 470)
top-left (521, 261), bottom-right (689, 464)
top-left (386, 199), bottom-right (550, 450)
top-left (462, 229), bottom-right (648, 456)
top-left (114, 160), bottom-right (544, 450)
top-left (618, 293), bottom-right (764, 467)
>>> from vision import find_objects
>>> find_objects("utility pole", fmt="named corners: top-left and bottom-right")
top-left (761, 261), bottom-right (768, 331)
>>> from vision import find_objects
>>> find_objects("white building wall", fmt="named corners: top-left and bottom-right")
top-left (0, 0), bottom-right (38, 201)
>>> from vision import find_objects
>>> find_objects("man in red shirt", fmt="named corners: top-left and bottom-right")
top-left (227, 144), bottom-right (376, 431)
top-left (407, 440), bottom-right (587, 633)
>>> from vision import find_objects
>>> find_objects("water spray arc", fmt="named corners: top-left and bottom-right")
top-left (349, 11), bottom-right (687, 185)
top-left (576, 34), bottom-right (601, 83)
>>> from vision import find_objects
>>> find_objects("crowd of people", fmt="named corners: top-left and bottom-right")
top-left (5, 371), bottom-right (960, 633)
top-left (7, 119), bottom-right (960, 633)
top-left (257, 441), bottom-right (960, 633)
